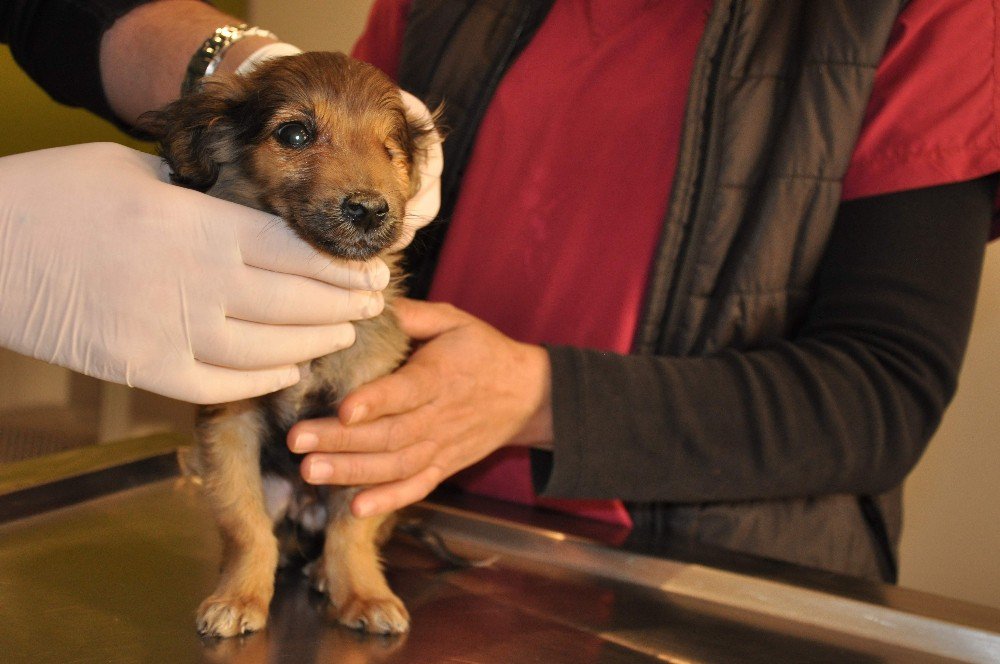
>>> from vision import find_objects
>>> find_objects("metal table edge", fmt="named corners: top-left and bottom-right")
top-left (3, 436), bottom-right (998, 663)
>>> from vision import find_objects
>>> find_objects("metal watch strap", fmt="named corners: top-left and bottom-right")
top-left (181, 24), bottom-right (278, 96)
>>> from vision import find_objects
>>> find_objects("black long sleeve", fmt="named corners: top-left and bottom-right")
top-left (1, 0), bottom-right (159, 122)
top-left (539, 176), bottom-right (995, 503)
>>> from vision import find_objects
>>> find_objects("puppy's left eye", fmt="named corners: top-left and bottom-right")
top-left (275, 122), bottom-right (312, 148)
top-left (385, 142), bottom-right (407, 162)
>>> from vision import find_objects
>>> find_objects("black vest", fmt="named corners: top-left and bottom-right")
top-left (398, 0), bottom-right (907, 580)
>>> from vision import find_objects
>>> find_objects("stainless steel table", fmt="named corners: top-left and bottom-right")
top-left (2, 434), bottom-right (998, 663)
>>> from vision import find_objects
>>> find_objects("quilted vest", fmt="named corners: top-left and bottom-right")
top-left (399, 0), bottom-right (908, 580)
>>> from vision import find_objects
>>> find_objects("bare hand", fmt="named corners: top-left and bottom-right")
top-left (287, 298), bottom-right (552, 518)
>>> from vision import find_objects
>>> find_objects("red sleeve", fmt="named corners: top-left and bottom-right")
top-left (842, 0), bottom-right (1000, 235)
top-left (350, 0), bottom-right (411, 82)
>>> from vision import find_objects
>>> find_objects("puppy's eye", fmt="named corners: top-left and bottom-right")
top-left (385, 142), bottom-right (406, 161)
top-left (275, 122), bottom-right (312, 148)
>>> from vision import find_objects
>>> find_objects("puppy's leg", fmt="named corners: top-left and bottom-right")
top-left (305, 305), bottom-right (411, 633)
top-left (313, 489), bottom-right (409, 634)
top-left (196, 402), bottom-right (279, 637)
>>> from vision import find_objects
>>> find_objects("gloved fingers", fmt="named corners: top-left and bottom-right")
top-left (391, 224), bottom-right (423, 254)
top-left (115, 146), bottom-right (175, 183)
top-left (226, 266), bottom-right (384, 325)
top-left (192, 318), bottom-right (357, 370)
top-left (232, 213), bottom-right (391, 290)
top-left (407, 166), bottom-right (442, 214)
top-left (398, 177), bottom-right (441, 250)
top-left (396, 90), bottom-right (443, 251)
top-left (401, 91), bottom-right (443, 170)
top-left (159, 362), bottom-right (305, 405)
top-left (150, 152), bottom-right (175, 184)
top-left (394, 166), bottom-right (441, 251)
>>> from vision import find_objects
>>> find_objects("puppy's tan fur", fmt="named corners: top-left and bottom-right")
top-left (143, 52), bottom-right (437, 637)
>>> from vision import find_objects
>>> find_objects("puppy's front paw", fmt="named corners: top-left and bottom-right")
top-left (196, 595), bottom-right (269, 638)
top-left (336, 593), bottom-right (410, 635)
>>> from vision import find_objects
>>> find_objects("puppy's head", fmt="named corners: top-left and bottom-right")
top-left (143, 51), bottom-right (436, 260)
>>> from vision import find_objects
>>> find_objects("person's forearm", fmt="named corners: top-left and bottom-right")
top-left (539, 176), bottom-right (994, 503)
top-left (99, 0), bottom-right (280, 124)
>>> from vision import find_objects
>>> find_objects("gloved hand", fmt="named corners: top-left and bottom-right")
top-left (0, 142), bottom-right (390, 404)
top-left (395, 89), bottom-right (443, 250)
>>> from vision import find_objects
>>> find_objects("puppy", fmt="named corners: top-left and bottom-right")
top-left (143, 51), bottom-right (436, 638)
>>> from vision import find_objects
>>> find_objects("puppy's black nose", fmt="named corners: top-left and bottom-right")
top-left (341, 193), bottom-right (389, 233)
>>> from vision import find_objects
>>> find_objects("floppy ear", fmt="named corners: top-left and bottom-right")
top-left (139, 77), bottom-right (248, 192)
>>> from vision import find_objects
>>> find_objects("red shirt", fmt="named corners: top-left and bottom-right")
top-left (354, 0), bottom-right (1000, 526)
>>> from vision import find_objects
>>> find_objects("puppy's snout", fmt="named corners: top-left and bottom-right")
top-left (341, 192), bottom-right (390, 232)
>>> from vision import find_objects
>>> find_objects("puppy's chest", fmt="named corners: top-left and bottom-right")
top-left (257, 309), bottom-right (408, 478)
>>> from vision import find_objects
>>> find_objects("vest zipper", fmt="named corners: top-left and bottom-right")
top-left (637, 0), bottom-right (742, 356)
top-left (439, 3), bottom-right (538, 208)
top-left (407, 0), bottom-right (556, 299)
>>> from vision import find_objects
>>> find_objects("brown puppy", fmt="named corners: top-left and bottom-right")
top-left (143, 51), bottom-right (436, 638)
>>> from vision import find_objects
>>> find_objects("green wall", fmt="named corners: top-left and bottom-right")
top-left (0, 0), bottom-right (247, 158)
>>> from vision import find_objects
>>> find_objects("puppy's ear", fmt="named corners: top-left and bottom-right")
top-left (401, 99), bottom-right (445, 198)
top-left (138, 77), bottom-right (248, 192)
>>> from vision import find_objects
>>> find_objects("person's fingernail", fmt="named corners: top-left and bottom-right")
top-left (363, 291), bottom-right (385, 318)
top-left (354, 498), bottom-right (374, 518)
top-left (345, 404), bottom-right (369, 426)
top-left (370, 259), bottom-right (390, 290)
top-left (306, 458), bottom-right (332, 482)
top-left (293, 432), bottom-right (318, 453)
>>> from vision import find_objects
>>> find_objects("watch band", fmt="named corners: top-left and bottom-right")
top-left (182, 24), bottom-right (278, 96)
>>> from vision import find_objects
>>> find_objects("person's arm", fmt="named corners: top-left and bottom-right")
top-left (0, 142), bottom-right (391, 404)
top-left (540, 175), bottom-right (995, 502)
top-left (286, 176), bottom-right (994, 517)
top-left (1, 0), bottom-right (280, 126)
top-left (0, 2), bottom-right (442, 405)
top-left (99, 0), bottom-right (280, 125)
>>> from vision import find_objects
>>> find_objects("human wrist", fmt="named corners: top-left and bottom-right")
top-left (181, 25), bottom-right (286, 92)
top-left (510, 343), bottom-right (555, 448)
top-left (98, 1), bottom-right (281, 124)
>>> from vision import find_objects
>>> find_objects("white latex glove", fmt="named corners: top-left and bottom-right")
top-left (235, 44), bottom-right (443, 251)
top-left (395, 89), bottom-right (443, 250)
top-left (0, 142), bottom-right (390, 404)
